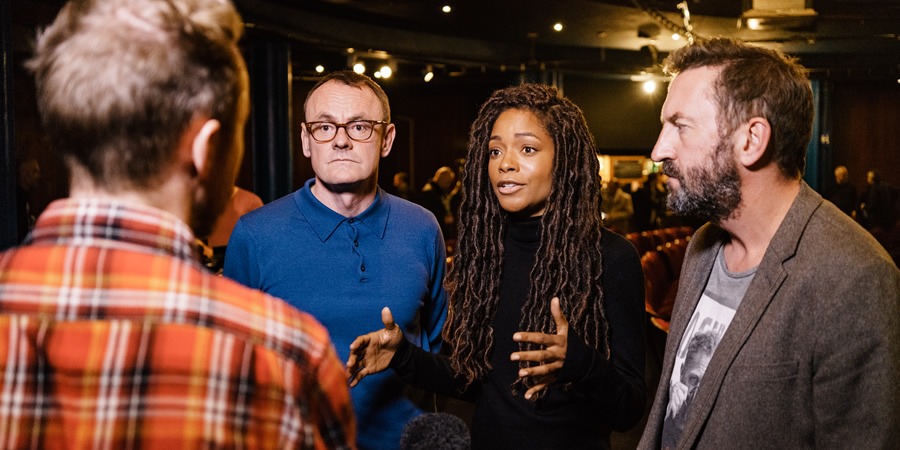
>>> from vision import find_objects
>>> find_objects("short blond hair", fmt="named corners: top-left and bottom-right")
top-left (28, 0), bottom-right (246, 189)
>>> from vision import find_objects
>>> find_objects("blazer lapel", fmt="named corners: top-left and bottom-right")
top-left (641, 224), bottom-right (722, 448)
top-left (678, 182), bottom-right (823, 448)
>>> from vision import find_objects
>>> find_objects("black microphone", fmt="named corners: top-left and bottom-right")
top-left (400, 412), bottom-right (471, 450)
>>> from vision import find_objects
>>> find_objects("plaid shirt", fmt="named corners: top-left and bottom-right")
top-left (0, 198), bottom-right (355, 449)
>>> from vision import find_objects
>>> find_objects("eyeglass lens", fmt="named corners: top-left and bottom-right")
top-left (310, 121), bottom-right (376, 141)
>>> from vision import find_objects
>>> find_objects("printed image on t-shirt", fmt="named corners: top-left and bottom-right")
top-left (660, 243), bottom-right (756, 450)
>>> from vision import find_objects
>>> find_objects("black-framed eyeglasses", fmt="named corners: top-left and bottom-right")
top-left (304, 120), bottom-right (389, 142)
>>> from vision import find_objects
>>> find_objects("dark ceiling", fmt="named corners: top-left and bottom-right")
top-left (236, 0), bottom-right (900, 82)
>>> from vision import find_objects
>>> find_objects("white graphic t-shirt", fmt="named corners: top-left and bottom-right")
top-left (660, 243), bottom-right (757, 449)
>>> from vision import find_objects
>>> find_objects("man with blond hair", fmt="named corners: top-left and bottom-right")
top-left (0, 0), bottom-right (355, 447)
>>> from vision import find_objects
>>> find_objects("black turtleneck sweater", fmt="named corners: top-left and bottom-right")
top-left (390, 216), bottom-right (646, 449)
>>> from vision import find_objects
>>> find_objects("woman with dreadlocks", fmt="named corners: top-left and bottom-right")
top-left (348, 83), bottom-right (646, 449)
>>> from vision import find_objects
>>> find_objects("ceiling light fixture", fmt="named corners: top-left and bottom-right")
top-left (315, 65), bottom-right (325, 73)
top-left (442, 5), bottom-right (451, 13)
top-left (642, 80), bottom-right (657, 93)
top-left (677, 1), bottom-right (695, 44)
top-left (424, 65), bottom-right (434, 82)
top-left (553, 23), bottom-right (563, 32)
top-left (353, 62), bottom-right (365, 74)
top-left (379, 65), bottom-right (392, 79)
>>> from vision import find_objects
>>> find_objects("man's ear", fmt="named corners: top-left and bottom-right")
top-left (380, 123), bottom-right (396, 158)
top-left (191, 119), bottom-right (221, 176)
top-left (739, 117), bottom-right (771, 168)
top-left (300, 123), bottom-right (312, 158)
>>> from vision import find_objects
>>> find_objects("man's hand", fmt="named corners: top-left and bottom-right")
top-left (666, 381), bottom-right (689, 418)
top-left (347, 307), bottom-right (404, 387)
top-left (510, 297), bottom-right (569, 399)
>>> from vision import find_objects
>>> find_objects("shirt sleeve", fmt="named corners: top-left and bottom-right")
top-left (310, 341), bottom-right (358, 449)
top-left (556, 232), bottom-right (647, 432)
top-left (419, 227), bottom-right (449, 354)
top-left (222, 218), bottom-right (259, 288)
top-left (811, 258), bottom-right (900, 447)
top-left (389, 337), bottom-right (479, 403)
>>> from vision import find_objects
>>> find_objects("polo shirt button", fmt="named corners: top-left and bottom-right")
top-left (361, 264), bottom-right (366, 272)
top-left (354, 240), bottom-right (359, 247)
top-left (348, 218), bottom-right (355, 223)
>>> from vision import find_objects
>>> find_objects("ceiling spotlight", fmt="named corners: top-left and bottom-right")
top-left (672, 33), bottom-right (681, 41)
top-left (374, 72), bottom-right (382, 78)
top-left (379, 65), bottom-right (392, 79)
top-left (315, 65), bottom-right (325, 73)
top-left (353, 62), bottom-right (365, 74)
top-left (553, 23), bottom-right (563, 32)
top-left (442, 5), bottom-right (451, 13)
top-left (643, 80), bottom-right (657, 93)
top-left (424, 65), bottom-right (434, 82)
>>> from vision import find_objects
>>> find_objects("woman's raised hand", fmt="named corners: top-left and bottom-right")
top-left (347, 307), bottom-right (404, 387)
top-left (510, 297), bottom-right (569, 399)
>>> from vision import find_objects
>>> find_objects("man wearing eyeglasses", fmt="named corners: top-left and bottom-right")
top-left (224, 70), bottom-right (448, 450)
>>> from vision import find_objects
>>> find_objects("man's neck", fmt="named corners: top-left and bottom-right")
top-left (310, 178), bottom-right (378, 217)
top-left (719, 175), bottom-right (801, 273)
top-left (68, 173), bottom-right (193, 226)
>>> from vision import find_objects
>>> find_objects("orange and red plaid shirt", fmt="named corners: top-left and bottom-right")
top-left (0, 198), bottom-right (355, 449)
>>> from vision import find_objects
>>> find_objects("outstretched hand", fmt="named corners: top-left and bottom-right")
top-left (347, 307), bottom-right (404, 387)
top-left (510, 297), bottom-right (569, 399)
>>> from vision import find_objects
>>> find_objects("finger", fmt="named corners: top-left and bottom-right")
top-left (348, 367), bottom-right (367, 388)
top-left (510, 349), bottom-right (563, 363)
top-left (524, 383), bottom-right (549, 400)
top-left (382, 307), bottom-right (396, 330)
top-left (550, 297), bottom-right (568, 335)
top-left (517, 362), bottom-right (563, 378)
top-left (512, 331), bottom-right (565, 345)
top-left (348, 334), bottom-right (369, 351)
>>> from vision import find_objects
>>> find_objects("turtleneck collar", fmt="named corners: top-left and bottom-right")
top-left (505, 214), bottom-right (542, 248)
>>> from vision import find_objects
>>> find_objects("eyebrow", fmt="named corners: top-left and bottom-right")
top-left (489, 132), bottom-right (542, 141)
top-left (662, 112), bottom-right (684, 124)
top-left (307, 113), bottom-right (370, 122)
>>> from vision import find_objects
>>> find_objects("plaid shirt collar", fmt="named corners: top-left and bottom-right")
top-left (26, 198), bottom-right (199, 264)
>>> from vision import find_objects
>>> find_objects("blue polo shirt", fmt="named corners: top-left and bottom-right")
top-left (224, 178), bottom-right (448, 450)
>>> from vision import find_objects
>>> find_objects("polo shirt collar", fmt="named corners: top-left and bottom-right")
top-left (296, 178), bottom-right (390, 242)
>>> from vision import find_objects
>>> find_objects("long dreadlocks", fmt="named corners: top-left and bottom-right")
top-left (445, 83), bottom-right (609, 394)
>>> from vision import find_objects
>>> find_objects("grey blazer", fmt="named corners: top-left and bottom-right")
top-left (639, 182), bottom-right (900, 449)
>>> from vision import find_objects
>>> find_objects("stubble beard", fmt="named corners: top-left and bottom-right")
top-left (661, 138), bottom-right (742, 224)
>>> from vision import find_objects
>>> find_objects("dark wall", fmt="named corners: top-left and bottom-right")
top-left (564, 75), bottom-right (666, 154)
top-left (830, 81), bottom-right (900, 192)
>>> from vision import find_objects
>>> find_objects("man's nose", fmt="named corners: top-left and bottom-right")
top-left (651, 125), bottom-right (675, 163)
top-left (333, 126), bottom-right (352, 148)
